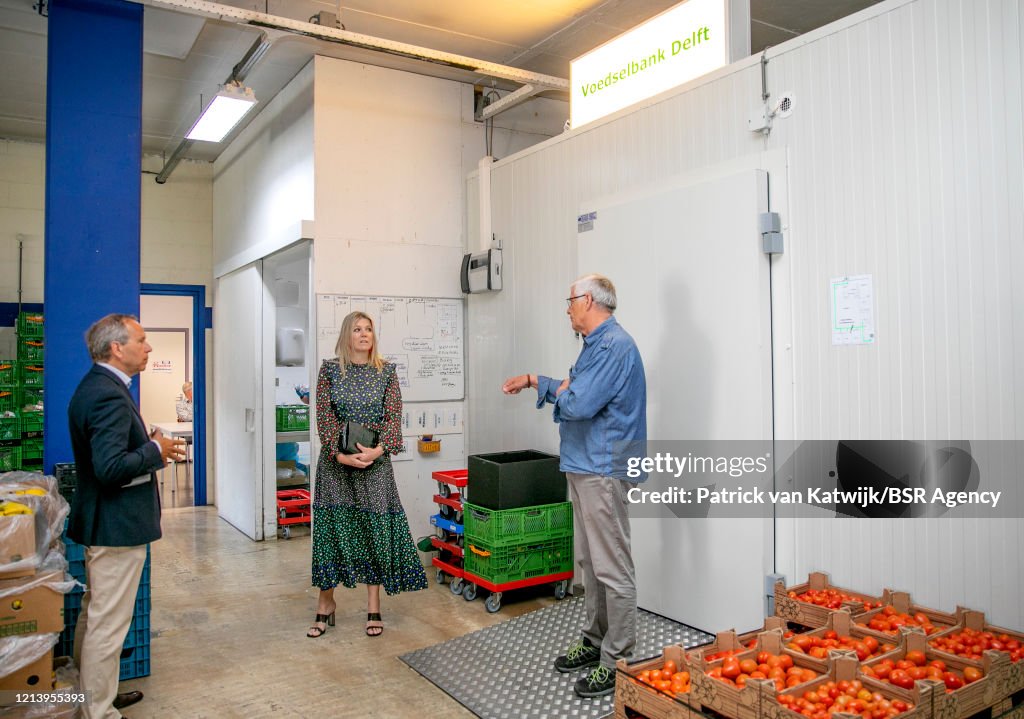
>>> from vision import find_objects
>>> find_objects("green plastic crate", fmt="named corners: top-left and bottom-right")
top-left (20, 365), bottom-right (43, 387)
top-left (0, 445), bottom-right (21, 472)
top-left (16, 313), bottom-right (43, 339)
top-left (0, 388), bottom-right (16, 413)
top-left (17, 339), bottom-right (44, 362)
top-left (15, 387), bottom-right (42, 411)
top-left (275, 405), bottom-right (309, 432)
top-left (20, 411), bottom-right (42, 439)
top-left (0, 414), bottom-right (19, 442)
top-left (0, 361), bottom-right (16, 385)
top-left (20, 438), bottom-right (42, 466)
top-left (463, 536), bottom-right (573, 585)
top-left (464, 501), bottom-right (573, 548)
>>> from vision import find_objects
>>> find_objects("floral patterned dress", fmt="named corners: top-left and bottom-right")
top-left (311, 359), bottom-right (427, 594)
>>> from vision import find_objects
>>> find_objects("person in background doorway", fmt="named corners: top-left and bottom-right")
top-left (67, 314), bottom-right (187, 719)
top-left (175, 381), bottom-right (193, 422)
top-left (502, 273), bottom-right (647, 698)
top-left (307, 311), bottom-right (427, 639)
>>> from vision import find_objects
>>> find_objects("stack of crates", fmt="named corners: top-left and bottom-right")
top-left (0, 358), bottom-right (21, 471)
top-left (60, 531), bottom-right (152, 680)
top-left (463, 501), bottom-right (574, 585)
top-left (17, 312), bottom-right (44, 472)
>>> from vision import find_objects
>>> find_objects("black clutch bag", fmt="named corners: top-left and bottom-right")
top-left (338, 421), bottom-right (379, 455)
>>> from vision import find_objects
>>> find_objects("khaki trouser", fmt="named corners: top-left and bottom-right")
top-left (567, 472), bottom-right (637, 669)
top-left (75, 545), bottom-right (147, 719)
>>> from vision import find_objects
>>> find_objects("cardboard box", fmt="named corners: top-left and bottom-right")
top-left (855, 592), bottom-right (958, 642)
top-left (615, 645), bottom-right (697, 719)
top-left (775, 655), bottom-right (936, 719)
top-left (0, 570), bottom-right (64, 637)
top-left (0, 513), bottom-right (37, 580)
top-left (774, 571), bottom-right (885, 628)
top-left (928, 609), bottom-right (1024, 702)
top-left (0, 647), bottom-right (53, 693)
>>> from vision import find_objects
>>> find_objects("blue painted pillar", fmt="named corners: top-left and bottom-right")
top-left (44, 0), bottom-right (143, 472)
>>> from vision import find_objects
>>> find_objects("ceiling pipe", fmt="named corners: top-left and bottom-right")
top-left (155, 29), bottom-right (274, 183)
top-left (132, 0), bottom-right (568, 98)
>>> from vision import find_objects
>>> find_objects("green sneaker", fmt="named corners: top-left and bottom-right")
top-left (553, 637), bottom-right (601, 673)
top-left (574, 664), bottom-right (615, 697)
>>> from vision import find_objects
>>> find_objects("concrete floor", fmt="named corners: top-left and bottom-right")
top-left (119, 507), bottom-right (555, 718)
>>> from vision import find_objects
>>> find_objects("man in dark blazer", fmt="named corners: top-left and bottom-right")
top-left (67, 314), bottom-right (185, 719)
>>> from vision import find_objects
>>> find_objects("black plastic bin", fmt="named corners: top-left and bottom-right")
top-left (467, 450), bottom-right (566, 510)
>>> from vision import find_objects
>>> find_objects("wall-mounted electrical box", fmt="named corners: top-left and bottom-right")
top-left (460, 248), bottom-right (502, 293)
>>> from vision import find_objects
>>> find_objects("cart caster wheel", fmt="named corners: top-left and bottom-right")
top-left (436, 569), bottom-right (446, 584)
top-left (554, 580), bottom-right (568, 600)
top-left (281, 527), bottom-right (291, 540)
top-left (463, 583), bottom-right (478, 602)
top-left (449, 577), bottom-right (464, 596)
top-left (438, 482), bottom-right (451, 498)
top-left (485, 593), bottom-right (502, 613)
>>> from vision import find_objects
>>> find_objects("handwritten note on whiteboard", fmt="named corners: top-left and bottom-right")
top-left (315, 295), bottom-right (465, 401)
top-left (831, 275), bottom-right (876, 345)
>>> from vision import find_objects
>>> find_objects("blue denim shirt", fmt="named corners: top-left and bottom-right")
top-left (536, 316), bottom-right (647, 481)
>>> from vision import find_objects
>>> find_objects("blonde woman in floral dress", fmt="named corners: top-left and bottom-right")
top-left (307, 311), bottom-right (427, 638)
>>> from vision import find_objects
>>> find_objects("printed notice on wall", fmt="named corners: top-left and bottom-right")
top-left (831, 275), bottom-right (875, 345)
top-left (151, 360), bottom-right (173, 373)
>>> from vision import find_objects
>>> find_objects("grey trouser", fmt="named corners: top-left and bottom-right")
top-left (567, 472), bottom-right (637, 669)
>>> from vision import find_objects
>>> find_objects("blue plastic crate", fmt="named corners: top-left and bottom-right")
top-left (122, 612), bottom-right (150, 651)
top-left (119, 644), bottom-right (151, 680)
top-left (430, 513), bottom-right (463, 535)
top-left (65, 541), bottom-right (85, 563)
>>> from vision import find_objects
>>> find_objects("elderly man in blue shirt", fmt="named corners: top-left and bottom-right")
top-left (503, 273), bottom-right (646, 698)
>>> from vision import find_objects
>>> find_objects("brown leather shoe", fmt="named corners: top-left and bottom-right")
top-left (113, 691), bottom-right (143, 709)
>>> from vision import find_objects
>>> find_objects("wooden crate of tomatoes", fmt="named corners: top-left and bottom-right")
top-left (689, 630), bottom-right (826, 719)
top-left (772, 654), bottom-right (934, 719)
top-left (855, 593), bottom-right (958, 642)
top-left (928, 609), bottom-right (1024, 701)
top-left (784, 610), bottom-right (900, 672)
top-left (615, 645), bottom-right (697, 719)
top-left (775, 572), bottom-right (885, 628)
top-left (860, 627), bottom-right (1013, 719)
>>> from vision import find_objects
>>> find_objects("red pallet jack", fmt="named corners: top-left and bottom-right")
top-left (276, 488), bottom-right (311, 539)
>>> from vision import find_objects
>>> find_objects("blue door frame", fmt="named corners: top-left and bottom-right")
top-left (141, 284), bottom-right (208, 506)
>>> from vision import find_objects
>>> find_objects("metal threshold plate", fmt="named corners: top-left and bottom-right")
top-left (400, 597), bottom-right (711, 718)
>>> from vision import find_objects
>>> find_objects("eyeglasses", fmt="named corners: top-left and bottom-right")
top-left (565, 294), bottom-right (587, 307)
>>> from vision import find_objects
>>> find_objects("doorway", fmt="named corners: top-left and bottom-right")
top-left (140, 284), bottom-right (207, 506)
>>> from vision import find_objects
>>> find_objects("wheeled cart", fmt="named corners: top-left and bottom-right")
top-left (430, 469), bottom-right (469, 594)
top-left (461, 566), bottom-right (572, 613)
top-left (276, 488), bottom-right (311, 539)
top-left (461, 501), bottom-right (574, 613)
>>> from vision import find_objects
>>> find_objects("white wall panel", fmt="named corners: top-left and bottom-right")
top-left (212, 62), bottom-right (314, 276)
top-left (469, 0), bottom-right (1024, 628)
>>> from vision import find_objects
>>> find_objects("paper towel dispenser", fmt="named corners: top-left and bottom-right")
top-left (460, 248), bottom-right (502, 294)
top-left (276, 327), bottom-right (305, 366)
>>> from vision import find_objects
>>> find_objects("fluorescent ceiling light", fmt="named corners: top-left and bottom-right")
top-left (186, 85), bottom-right (258, 142)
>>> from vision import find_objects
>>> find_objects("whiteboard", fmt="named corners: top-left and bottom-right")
top-left (316, 295), bottom-right (464, 402)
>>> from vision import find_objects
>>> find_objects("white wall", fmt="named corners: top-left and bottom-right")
top-left (311, 55), bottom-right (565, 542)
top-left (0, 141), bottom-right (215, 490)
top-left (212, 61), bottom-right (315, 277)
top-left (468, 0), bottom-right (1024, 628)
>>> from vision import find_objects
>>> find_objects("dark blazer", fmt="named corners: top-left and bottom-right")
top-left (66, 365), bottom-right (164, 547)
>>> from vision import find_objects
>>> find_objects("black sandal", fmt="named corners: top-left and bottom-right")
top-left (306, 610), bottom-right (335, 638)
top-left (366, 612), bottom-right (383, 637)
